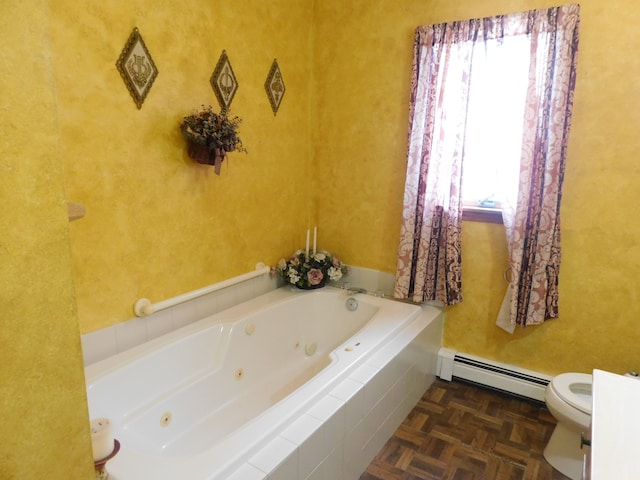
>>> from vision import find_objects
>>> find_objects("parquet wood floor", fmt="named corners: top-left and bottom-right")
top-left (361, 379), bottom-right (571, 480)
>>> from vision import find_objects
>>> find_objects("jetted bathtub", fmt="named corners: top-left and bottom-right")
top-left (85, 286), bottom-right (443, 480)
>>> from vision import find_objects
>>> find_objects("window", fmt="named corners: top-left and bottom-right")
top-left (395, 4), bottom-right (580, 313)
top-left (461, 36), bottom-right (530, 223)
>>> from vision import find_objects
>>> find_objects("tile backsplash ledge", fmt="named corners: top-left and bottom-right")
top-left (80, 266), bottom-right (397, 366)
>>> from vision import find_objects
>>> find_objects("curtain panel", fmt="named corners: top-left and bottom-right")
top-left (501, 5), bottom-right (580, 328)
top-left (393, 22), bottom-right (473, 305)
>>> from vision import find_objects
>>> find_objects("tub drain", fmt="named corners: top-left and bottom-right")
top-left (160, 412), bottom-right (172, 427)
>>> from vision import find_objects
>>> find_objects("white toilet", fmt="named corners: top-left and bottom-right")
top-left (543, 372), bottom-right (592, 480)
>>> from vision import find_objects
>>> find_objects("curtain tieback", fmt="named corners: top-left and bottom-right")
top-left (503, 267), bottom-right (513, 284)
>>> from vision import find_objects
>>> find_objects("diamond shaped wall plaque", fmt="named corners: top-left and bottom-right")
top-left (210, 50), bottom-right (238, 110)
top-left (116, 27), bottom-right (158, 109)
top-left (265, 59), bottom-right (285, 116)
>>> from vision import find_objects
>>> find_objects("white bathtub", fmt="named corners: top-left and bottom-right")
top-left (85, 286), bottom-right (443, 480)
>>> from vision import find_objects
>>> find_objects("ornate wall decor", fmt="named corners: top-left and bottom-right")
top-left (115, 27), bottom-right (158, 109)
top-left (264, 59), bottom-right (285, 115)
top-left (210, 50), bottom-right (238, 110)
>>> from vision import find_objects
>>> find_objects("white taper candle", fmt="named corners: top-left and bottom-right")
top-left (313, 227), bottom-right (317, 255)
top-left (305, 229), bottom-right (310, 258)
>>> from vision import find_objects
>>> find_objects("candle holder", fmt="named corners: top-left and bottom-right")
top-left (94, 439), bottom-right (120, 480)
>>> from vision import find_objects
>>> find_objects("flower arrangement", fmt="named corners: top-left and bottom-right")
top-left (181, 105), bottom-right (247, 153)
top-left (276, 250), bottom-right (349, 289)
top-left (180, 105), bottom-right (247, 173)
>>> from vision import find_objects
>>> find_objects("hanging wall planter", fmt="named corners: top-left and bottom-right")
top-left (186, 142), bottom-right (226, 169)
top-left (180, 105), bottom-right (247, 175)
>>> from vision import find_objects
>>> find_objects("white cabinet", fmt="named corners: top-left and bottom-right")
top-left (589, 369), bottom-right (640, 479)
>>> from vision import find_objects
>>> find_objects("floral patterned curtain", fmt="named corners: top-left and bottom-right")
top-left (395, 5), bottom-right (580, 318)
top-left (498, 5), bottom-right (580, 329)
top-left (393, 21), bottom-right (474, 304)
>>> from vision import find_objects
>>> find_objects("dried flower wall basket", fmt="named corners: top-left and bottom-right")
top-left (187, 142), bottom-right (227, 173)
top-left (180, 105), bottom-right (246, 175)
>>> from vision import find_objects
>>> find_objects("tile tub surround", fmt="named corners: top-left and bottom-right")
top-left (81, 266), bottom-right (408, 366)
top-left (82, 269), bottom-right (444, 479)
top-left (81, 272), bottom-right (279, 365)
top-left (233, 306), bottom-right (444, 480)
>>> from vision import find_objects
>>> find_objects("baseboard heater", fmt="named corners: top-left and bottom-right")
top-left (437, 348), bottom-right (553, 403)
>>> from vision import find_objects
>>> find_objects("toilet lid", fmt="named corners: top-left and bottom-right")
top-left (552, 373), bottom-right (592, 414)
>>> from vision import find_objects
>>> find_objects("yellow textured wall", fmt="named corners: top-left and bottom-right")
top-left (0, 2), bottom-right (94, 479)
top-left (4, 2), bottom-right (640, 476)
top-left (49, 1), bottom-right (315, 332)
top-left (316, 0), bottom-right (640, 376)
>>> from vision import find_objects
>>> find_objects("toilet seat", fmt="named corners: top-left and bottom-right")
top-left (550, 372), bottom-right (592, 415)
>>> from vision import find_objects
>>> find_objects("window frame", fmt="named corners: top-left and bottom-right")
top-left (462, 206), bottom-right (503, 224)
